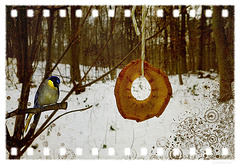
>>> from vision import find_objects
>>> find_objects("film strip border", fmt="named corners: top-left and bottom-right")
top-left (6, 5), bottom-right (234, 160)
top-left (9, 146), bottom-right (230, 159)
top-left (9, 6), bottom-right (230, 18)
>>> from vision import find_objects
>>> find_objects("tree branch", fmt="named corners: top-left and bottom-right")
top-left (6, 125), bottom-right (12, 153)
top-left (30, 12), bottom-right (168, 141)
top-left (81, 9), bottom-right (117, 82)
top-left (19, 105), bottom-right (93, 156)
top-left (75, 22), bottom-right (169, 91)
top-left (9, 20), bottom-right (169, 158)
top-left (45, 6), bottom-right (93, 79)
top-left (35, 105), bottom-right (93, 138)
top-left (146, 21), bottom-right (170, 42)
top-left (6, 102), bottom-right (68, 119)
top-left (14, 8), bottom-right (95, 151)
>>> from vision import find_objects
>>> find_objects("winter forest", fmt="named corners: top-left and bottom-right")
top-left (6, 6), bottom-right (234, 160)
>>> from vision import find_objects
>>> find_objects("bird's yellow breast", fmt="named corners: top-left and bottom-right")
top-left (48, 80), bottom-right (58, 90)
top-left (38, 80), bottom-right (59, 106)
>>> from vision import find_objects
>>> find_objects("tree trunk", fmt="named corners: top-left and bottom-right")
top-left (168, 6), bottom-right (176, 75)
top-left (70, 6), bottom-right (83, 94)
top-left (180, 6), bottom-right (187, 73)
top-left (162, 8), bottom-right (168, 71)
top-left (124, 6), bottom-right (133, 61)
top-left (227, 6), bottom-right (234, 74)
top-left (187, 13), bottom-right (197, 72)
top-left (198, 6), bottom-right (206, 70)
top-left (150, 7), bottom-right (154, 65)
top-left (212, 6), bottom-right (234, 102)
top-left (16, 7), bottom-right (29, 83)
top-left (109, 9), bottom-right (117, 80)
top-left (210, 40), bottom-right (216, 70)
top-left (175, 7), bottom-right (183, 85)
top-left (44, 9), bottom-right (54, 78)
top-left (205, 24), bottom-right (211, 71)
top-left (10, 6), bottom-right (33, 159)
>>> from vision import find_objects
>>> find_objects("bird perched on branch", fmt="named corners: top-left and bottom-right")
top-left (25, 76), bottom-right (60, 132)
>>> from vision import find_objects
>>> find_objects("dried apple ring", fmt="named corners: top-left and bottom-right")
top-left (114, 59), bottom-right (172, 122)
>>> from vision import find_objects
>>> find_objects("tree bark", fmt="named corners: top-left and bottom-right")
top-left (162, 8), bottom-right (168, 71)
top-left (109, 8), bottom-right (117, 80)
top-left (70, 6), bottom-right (83, 94)
top-left (180, 6), bottom-right (187, 73)
top-left (175, 6), bottom-right (183, 85)
top-left (187, 13), bottom-right (197, 72)
top-left (198, 6), bottom-right (207, 70)
top-left (212, 6), bottom-right (234, 102)
top-left (10, 6), bottom-right (33, 159)
top-left (44, 9), bottom-right (54, 79)
top-left (168, 6), bottom-right (176, 75)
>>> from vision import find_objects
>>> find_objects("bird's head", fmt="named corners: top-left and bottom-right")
top-left (48, 76), bottom-right (60, 88)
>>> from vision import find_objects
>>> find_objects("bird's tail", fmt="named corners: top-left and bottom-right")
top-left (24, 113), bottom-right (33, 132)
top-left (25, 101), bottom-right (39, 132)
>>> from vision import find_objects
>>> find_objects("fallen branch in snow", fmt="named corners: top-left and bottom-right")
top-left (5, 102), bottom-right (68, 119)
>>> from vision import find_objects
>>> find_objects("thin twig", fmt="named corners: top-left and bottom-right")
top-left (78, 43), bottom-right (141, 90)
top-left (81, 9), bottom-right (117, 82)
top-left (17, 21), bottom-right (169, 157)
top-left (19, 105), bottom-right (92, 155)
top-left (31, 11), bottom-right (167, 141)
top-left (38, 105), bottom-right (93, 136)
top-left (45, 6), bottom-right (93, 79)
top-left (78, 22), bottom-right (169, 91)
top-left (18, 8), bottom-right (94, 152)
top-left (56, 65), bottom-right (66, 85)
top-left (21, 38), bottom-right (140, 155)
top-left (146, 21), bottom-right (170, 42)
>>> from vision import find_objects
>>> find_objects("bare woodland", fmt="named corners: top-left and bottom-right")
top-left (6, 5), bottom-right (234, 159)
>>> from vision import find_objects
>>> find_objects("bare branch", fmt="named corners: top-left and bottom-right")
top-left (146, 22), bottom-right (170, 42)
top-left (81, 13), bottom-right (117, 82)
top-left (74, 22), bottom-right (170, 92)
top-left (28, 11), bottom-right (168, 143)
top-left (6, 125), bottom-right (12, 153)
top-left (14, 21), bottom-right (169, 158)
top-left (45, 6), bottom-right (93, 79)
top-left (77, 43), bottom-right (141, 91)
top-left (35, 105), bottom-right (93, 137)
top-left (19, 105), bottom-right (93, 156)
top-left (6, 102), bottom-right (68, 119)
top-left (13, 9), bottom-right (95, 154)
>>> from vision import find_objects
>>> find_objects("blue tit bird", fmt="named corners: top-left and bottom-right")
top-left (25, 76), bottom-right (60, 132)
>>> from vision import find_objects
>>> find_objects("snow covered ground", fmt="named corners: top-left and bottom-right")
top-left (5, 58), bottom-right (234, 159)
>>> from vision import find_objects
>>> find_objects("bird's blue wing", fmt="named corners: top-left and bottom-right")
top-left (33, 87), bottom-right (41, 108)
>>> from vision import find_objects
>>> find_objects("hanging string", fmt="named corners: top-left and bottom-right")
top-left (131, 6), bottom-right (147, 77)
top-left (132, 6), bottom-right (140, 36)
top-left (141, 5), bottom-right (147, 77)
